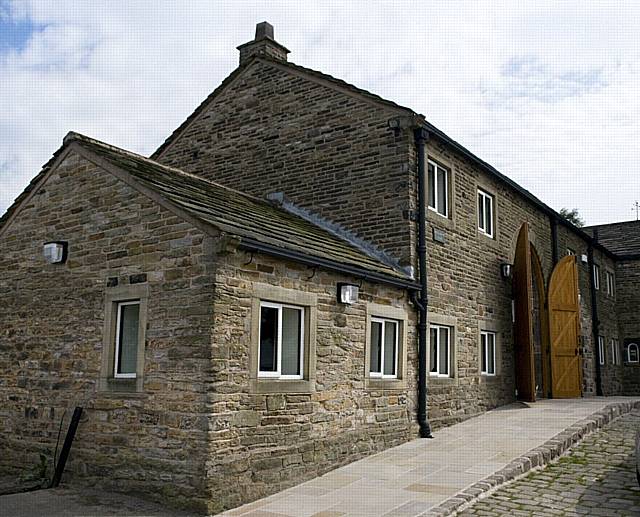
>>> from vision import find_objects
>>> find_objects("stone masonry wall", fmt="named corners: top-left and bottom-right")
top-left (206, 249), bottom-right (417, 513)
top-left (0, 152), bottom-right (216, 512)
top-left (555, 229), bottom-right (622, 395)
top-left (615, 259), bottom-right (640, 394)
top-left (155, 58), bottom-right (416, 268)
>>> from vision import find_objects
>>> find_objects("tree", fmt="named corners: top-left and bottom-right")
top-left (558, 208), bottom-right (585, 227)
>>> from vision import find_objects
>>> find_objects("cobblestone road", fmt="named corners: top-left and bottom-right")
top-left (458, 410), bottom-right (640, 516)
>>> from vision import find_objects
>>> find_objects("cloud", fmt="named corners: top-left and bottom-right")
top-left (0, 0), bottom-right (639, 226)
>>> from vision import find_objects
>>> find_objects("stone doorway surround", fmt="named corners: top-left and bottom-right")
top-left (221, 397), bottom-right (640, 517)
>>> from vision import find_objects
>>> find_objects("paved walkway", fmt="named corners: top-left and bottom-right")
top-left (222, 397), bottom-right (640, 517)
top-left (459, 409), bottom-right (640, 516)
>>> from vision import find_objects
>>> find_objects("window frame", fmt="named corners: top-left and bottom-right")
top-left (369, 317), bottom-right (399, 380)
top-left (593, 264), bottom-right (600, 290)
top-left (627, 342), bottom-right (639, 364)
top-left (480, 330), bottom-right (497, 376)
top-left (257, 301), bottom-right (305, 380)
top-left (99, 283), bottom-right (149, 394)
top-left (611, 338), bottom-right (620, 366)
top-left (605, 270), bottom-right (615, 297)
top-left (477, 188), bottom-right (495, 238)
top-left (365, 304), bottom-right (408, 390)
top-left (429, 324), bottom-right (452, 378)
top-left (598, 335), bottom-right (605, 366)
top-left (113, 300), bottom-right (141, 379)
top-left (427, 159), bottom-right (449, 218)
top-left (250, 283), bottom-right (317, 394)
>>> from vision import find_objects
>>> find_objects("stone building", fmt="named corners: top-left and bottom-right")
top-left (1, 22), bottom-right (638, 514)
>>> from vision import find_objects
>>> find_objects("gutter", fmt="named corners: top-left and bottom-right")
top-left (238, 238), bottom-right (420, 291)
top-left (414, 127), bottom-right (433, 438)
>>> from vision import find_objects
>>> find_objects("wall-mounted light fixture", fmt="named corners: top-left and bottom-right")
top-left (500, 263), bottom-right (513, 279)
top-left (43, 241), bottom-right (68, 264)
top-left (337, 283), bottom-right (359, 304)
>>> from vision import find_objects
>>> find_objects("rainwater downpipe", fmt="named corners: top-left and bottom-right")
top-left (414, 127), bottom-right (433, 438)
top-left (588, 233), bottom-right (604, 396)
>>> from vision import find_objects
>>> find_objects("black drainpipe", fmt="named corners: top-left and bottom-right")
top-left (550, 216), bottom-right (559, 267)
top-left (413, 127), bottom-right (433, 438)
top-left (588, 231), bottom-right (603, 396)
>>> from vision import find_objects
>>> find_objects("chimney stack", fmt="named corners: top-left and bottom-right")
top-left (237, 22), bottom-right (290, 65)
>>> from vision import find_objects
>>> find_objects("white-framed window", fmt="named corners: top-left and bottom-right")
top-left (369, 317), bottom-right (399, 379)
top-left (567, 248), bottom-right (575, 256)
top-left (430, 324), bottom-right (451, 377)
top-left (480, 331), bottom-right (496, 376)
top-left (114, 301), bottom-right (141, 379)
top-left (598, 335), bottom-right (605, 366)
top-left (605, 271), bottom-right (615, 297)
top-left (477, 188), bottom-right (495, 238)
top-left (593, 264), bottom-right (600, 290)
top-left (611, 339), bottom-right (620, 366)
top-left (258, 301), bottom-right (304, 379)
top-left (427, 160), bottom-right (449, 218)
top-left (627, 342), bottom-right (639, 364)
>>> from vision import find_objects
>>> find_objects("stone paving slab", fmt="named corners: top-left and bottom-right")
top-left (221, 397), bottom-right (640, 517)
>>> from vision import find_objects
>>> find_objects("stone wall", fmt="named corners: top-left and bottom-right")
top-left (615, 259), bottom-right (640, 394)
top-left (206, 249), bottom-right (417, 513)
top-left (0, 152), bottom-right (216, 512)
top-left (155, 58), bottom-right (416, 267)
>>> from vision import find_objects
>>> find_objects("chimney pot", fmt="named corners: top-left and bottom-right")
top-left (255, 21), bottom-right (274, 40)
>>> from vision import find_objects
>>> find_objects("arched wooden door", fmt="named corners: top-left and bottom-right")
top-left (513, 223), bottom-right (536, 402)
top-left (548, 255), bottom-right (582, 398)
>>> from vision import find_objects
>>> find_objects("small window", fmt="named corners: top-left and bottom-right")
top-left (480, 331), bottom-right (496, 376)
top-left (566, 248), bottom-right (575, 256)
top-left (114, 301), bottom-right (140, 378)
top-left (610, 339), bottom-right (620, 366)
top-left (477, 189), bottom-right (495, 238)
top-left (369, 318), bottom-right (399, 379)
top-left (598, 336), bottom-right (605, 366)
top-left (605, 271), bottom-right (615, 297)
top-left (427, 160), bottom-right (449, 218)
top-left (627, 342), bottom-right (639, 364)
top-left (430, 324), bottom-right (451, 377)
top-left (258, 302), bottom-right (304, 379)
top-left (593, 264), bottom-right (600, 290)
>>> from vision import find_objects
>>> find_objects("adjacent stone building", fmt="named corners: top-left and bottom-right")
top-left (1, 22), bottom-right (638, 514)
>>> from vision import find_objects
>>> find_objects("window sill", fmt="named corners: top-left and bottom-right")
top-left (250, 379), bottom-right (314, 394)
top-left (427, 212), bottom-right (455, 232)
top-left (479, 374), bottom-right (501, 383)
top-left (98, 377), bottom-right (145, 395)
top-left (365, 378), bottom-right (407, 391)
top-left (428, 376), bottom-right (458, 386)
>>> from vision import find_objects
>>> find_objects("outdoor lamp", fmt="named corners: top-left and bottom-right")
top-left (337, 283), bottom-right (359, 304)
top-left (43, 241), bottom-right (68, 264)
top-left (500, 263), bottom-right (513, 279)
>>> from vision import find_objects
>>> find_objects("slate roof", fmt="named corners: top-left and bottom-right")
top-left (46, 133), bottom-right (412, 285)
top-left (585, 220), bottom-right (640, 257)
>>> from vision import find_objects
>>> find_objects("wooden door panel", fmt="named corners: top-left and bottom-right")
top-left (548, 255), bottom-right (582, 398)
top-left (513, 223), bottom-right (536, 402)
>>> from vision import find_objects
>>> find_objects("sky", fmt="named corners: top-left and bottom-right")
top-left (1, 1), bottom-right (639, 226)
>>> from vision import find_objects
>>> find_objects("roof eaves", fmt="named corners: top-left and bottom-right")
top-left (239, 237), bottom-right (419, 290)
